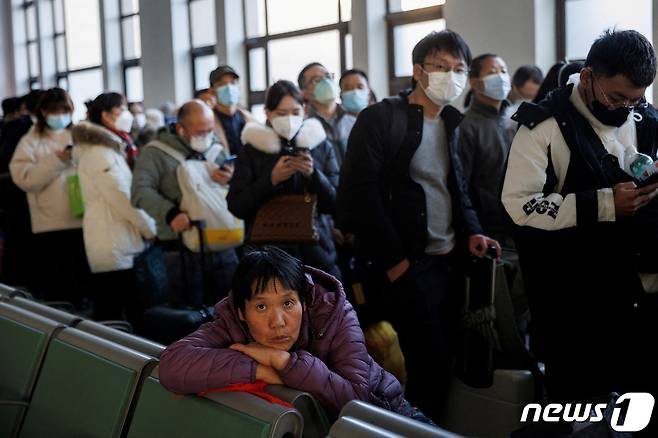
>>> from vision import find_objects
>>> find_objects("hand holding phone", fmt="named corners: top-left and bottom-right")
top-left (221, 154), bottom-right (237, 169)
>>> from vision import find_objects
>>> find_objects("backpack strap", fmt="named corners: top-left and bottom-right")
top-left (148, 140), bottom-right (187, 164)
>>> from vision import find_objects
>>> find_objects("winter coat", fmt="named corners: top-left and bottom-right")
top-left (227, 118), bottom-right (340, 275)
top-left (159, 266), bottom-right (405, 418)
top-left (73, 122), bottom-right (156, 273)
top-left (131, 128), bottom-right (229, 241)
top-left (9, 125), bottom-right (81, 233)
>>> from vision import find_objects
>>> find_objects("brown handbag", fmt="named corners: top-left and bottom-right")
top-left (251, 192), bottom-right (320, 244)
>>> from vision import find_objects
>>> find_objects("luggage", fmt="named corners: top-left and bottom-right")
top-left (142, 221), bottom-right (217, 345)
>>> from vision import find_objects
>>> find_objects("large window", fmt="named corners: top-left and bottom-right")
top-left (23, 0), bottom-right (40, 89)
top-left (243, 0), bottom-right (351, 115)
top-left (386, 0), bottom-right (445, 95)
top-left (54, 0), bottom-right (104, 120)
top-left (188, 0), bottom-right (217, 93)
top-left (120, 0), bottom-right (143, 102)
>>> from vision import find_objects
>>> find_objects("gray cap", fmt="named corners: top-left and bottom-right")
top-left (209, 65), bottom-right (239, 87)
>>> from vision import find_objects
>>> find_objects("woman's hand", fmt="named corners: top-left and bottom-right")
top-left (255, 364), bottom-right (284, 385)
top-left (271, 156), bottom-right (297, 186)
top-left (230, 342), bottom-right (291, 370)
top-left (288, 151), bottom-right (314, 178)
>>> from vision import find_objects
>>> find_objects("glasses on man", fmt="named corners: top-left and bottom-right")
top-left (307, 72), bottom-right (335, 87)
top-left (422, 62), bottom-right (469, 75)
top-left (594, 78), bottom-right (648, 111)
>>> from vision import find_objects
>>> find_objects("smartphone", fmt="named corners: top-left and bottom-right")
top-left (282, 146), bottom-right (305, 156)
top-left (65, 144), bottom-right (73, 150)
top-left (220, 154), bottom-right (237, 168)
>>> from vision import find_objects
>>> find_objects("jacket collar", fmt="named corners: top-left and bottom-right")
top-left (240, 118), bottom-right (327, 154)
top-left (397, 88), bottom-right (465, 135)
top-left (71, 121), bottom-right (124, 151)
top-left (469, 96), bottom-right (509, 118)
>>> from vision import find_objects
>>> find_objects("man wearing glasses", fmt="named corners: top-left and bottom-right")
top-left (502, 29), bottom-right (658, 422)
top-left (337, 30), bottom-right (500, 422)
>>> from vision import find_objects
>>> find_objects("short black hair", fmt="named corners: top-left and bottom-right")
top-left (339, 69), bottom-right (369, 88)
top-left (194, 88), bottom-right (209, 99)
top-left (512, 65), bottom-right (544, 88)
top-left (2, 97), bottom-right (23, 115)
top-left (585, 29), bottom-right (656, 87)
top-left (88, 92), bottom-right (125, 125)
top-left (532, 61), bottom-right (583, 104)
top-left (297, 62), bottom-right (325, 89)
top-left (23, 89), bottom-right (45, 115)
top-left (469, 53), bottom-right (498, 79)
top-left (265, 80), bottom-right (304, 111)
top-left (231, 246), bottom-right (307, 314)
top-left (412, 29), bottom-right (472, 68)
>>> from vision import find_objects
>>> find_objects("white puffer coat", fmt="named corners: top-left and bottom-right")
top-left (73, 122), bottom-right (156, 273)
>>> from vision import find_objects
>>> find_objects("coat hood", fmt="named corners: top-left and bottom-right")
top-left (240, 118), bottom-right (327, 154)
top-left (214, 265), bottom-right (345, 348)
top-left (72, 121), bottom-right (124, 151)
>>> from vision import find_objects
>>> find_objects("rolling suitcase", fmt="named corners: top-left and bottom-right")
top-left (142, 220), bottom-right (217, 345)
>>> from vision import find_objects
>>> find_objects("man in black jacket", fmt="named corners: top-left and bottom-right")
top-left (337, 30), bottom-right (500, 421)
top-left (502, 30), bottom-right (658, 434)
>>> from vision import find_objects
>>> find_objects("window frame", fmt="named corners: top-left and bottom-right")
top-left (23, 0), bottom-right (41, 89)
top-left (188, 0), bottom-right (217, 94)
top-left (119, 0), bottom-right (142, 101)
top-left (242, 0), bottom-right (350, 109)
top-left (385, 3), bottom-right (443, 95)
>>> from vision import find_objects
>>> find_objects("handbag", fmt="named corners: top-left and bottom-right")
top-left (251, 192), bottom-right (319, 244)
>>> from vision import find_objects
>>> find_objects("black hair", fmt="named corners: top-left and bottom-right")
top-left (585, 29), bottom-right (656, 87)
top-left (2, 97), bottom-right (23, 116)
top-left (194, 88), bottom-right (209, 99)
top-left (23, 89), bottom-right (45, 115)
top-left (512, 65), bottom-right (544, 88)
top-left (231, 246), bottom-right (307, 314)
top-left (469, 53), bottom-right (498, 79)
top-left (35, 87), bottom-right (73, 133)
top-left (88, 92), bottom-right (125, 125)
top-left (265, 80), bottom-right (304, 112)
top-left (339, 69), bottom-right (369, 88)
top-left (411, 29), bottom-right (472, 88)
top-left (532, 61), bottom-right (583, 104)
top-left (297, 62), bottom-right (325, 89)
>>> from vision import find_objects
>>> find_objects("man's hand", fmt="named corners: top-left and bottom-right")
top-left (271, 156), bottom-right (297, 186)
top-left (211, 164), bottom-right (233, 185)
top-left (386, 258), bottom-right (410, 283)
top-left (614, 181), bottom-right (658, 217)
top-left (255, 364), bottom-right (283, 385)
top-left (230, 342), bottom-right (291, 370)
top-left (468, 234), bottom-right (501, 258)
top-left (170, 212), bottom-right (191, 233)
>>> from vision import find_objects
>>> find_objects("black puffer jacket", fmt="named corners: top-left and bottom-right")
top-left (227, 118), bottom-right (340, 276)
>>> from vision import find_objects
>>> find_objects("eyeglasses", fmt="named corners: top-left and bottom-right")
top-left (307, 72), bottom-right (335, 87)
top-left (422, 62), bottom-right (469, 75)
top-left (593, 77), bottom-right (648, 111)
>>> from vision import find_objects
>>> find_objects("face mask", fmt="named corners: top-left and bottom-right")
top-left (421, 70), bottom-right (467, 106)
top-left (313, 78), bottom-right (338, 104)
top-left (271, 115), bottom-right (304, 141)
top-left (46, 114), bottom-right (71, 131)
top-left (589, 78), bottom-right (631, 128)
top-left (341, 89), bottom-right (370, 113)
top-left (482, 73), bottom-right (512, 101)
top-left (114, 110), bottom-right (134, 133)
top-left (216, 84), bottom-right (240, 106)
top-left (134, 113), bottom-right (146, 129)
top-left (189, 133), bottom-right (214, 152)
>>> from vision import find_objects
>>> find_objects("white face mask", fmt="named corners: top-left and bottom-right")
top-left (114, 110), bottom-right (134, 133)
top-left (421, 69), bottom-right (467, 106)
top-left (271, 115), bottom-right (304, 141)
top-left (482, 72), bottom-right (512, 101)
top-left (134, 113), bottom-right (147, 129)
top-left (189, 133), bottom-right (214, 152)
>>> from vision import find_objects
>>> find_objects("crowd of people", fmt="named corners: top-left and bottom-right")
top-left (1, 27), bottom-right (657, 434)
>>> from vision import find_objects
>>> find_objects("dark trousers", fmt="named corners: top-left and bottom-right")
top-left (91, 268), bottom-right (136, 322)
top-left (383, 254), bottom-right (459, 423)
top-left (32, 228), bottom-right (92, 308)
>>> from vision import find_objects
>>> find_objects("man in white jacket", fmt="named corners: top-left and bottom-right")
top-left (502, 30), bottom-right (658, 425)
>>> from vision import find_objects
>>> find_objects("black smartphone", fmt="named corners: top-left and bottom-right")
top-left (637, 172), bottom-right (658, 188)
top-left (282, 145), bottom-right (305, 156)
top-left (220, 154), bottom-right (237, 168)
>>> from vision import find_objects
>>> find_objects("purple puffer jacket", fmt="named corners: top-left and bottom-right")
top-left (159, 266), bottom-right (405, 418)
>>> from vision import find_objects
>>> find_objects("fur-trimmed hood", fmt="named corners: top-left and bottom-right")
top-left (240, 117), bottom-right (327, 154)
top-left (72, 121), bottom-right (124, 151)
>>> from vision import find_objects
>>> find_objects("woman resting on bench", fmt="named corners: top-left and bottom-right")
top-left (159, 246), bottom-right (431, 423)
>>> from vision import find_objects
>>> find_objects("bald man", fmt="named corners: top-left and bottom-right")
top-left (132, 99), bottom-right (238, 309)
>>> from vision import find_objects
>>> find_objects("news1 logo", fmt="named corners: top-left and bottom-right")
top-left (521, 393), bottom-right (655, 432)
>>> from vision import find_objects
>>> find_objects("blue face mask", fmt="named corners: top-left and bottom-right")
top-left (482, 73), bottom-right (512, 101)
top-left (341, 89), bottom-right (369, 113)
top-left (46, 114), bottom-right (72, 130)
top-left (216, 83), bottom-right (240, 106)
top-left (314, 78), bottom-right (338, 104)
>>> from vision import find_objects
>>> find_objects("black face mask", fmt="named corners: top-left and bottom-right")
top-left (589, 78), bottom-right (631, 128)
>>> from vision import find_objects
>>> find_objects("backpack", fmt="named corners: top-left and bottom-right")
top-left (149, 141), bottom-right (244, 252)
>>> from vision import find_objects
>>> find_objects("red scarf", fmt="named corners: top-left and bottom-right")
top-left (108, 126), bottom-right (138, 170)
top-left (197, 380), bottom-right (293, 408)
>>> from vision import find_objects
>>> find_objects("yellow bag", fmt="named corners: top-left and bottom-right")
top-left (364, 321), bottom-right (407, 384)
